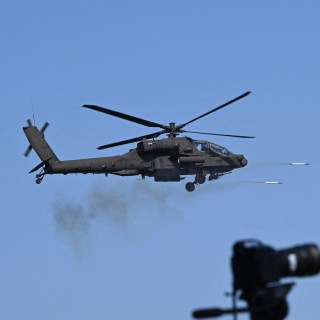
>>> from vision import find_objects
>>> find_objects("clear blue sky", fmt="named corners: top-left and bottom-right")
top-left (1, 1), bottom-right (319, 319)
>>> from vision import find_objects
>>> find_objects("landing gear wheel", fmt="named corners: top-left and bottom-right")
top-left (185, 182), bottom-right (195, 192)
top-left (35, 173), bottom-right (44, 184)
top-left (195, 174), bottom-right (206, 184)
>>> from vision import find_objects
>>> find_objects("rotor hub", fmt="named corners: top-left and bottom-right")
top-left (167, 122), bottom-right (179, 137)
top-left (169, 122), bottom-right (176, 129)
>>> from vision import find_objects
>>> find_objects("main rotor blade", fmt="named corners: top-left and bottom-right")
top-left (182, 130), bottom-right (255, 138)
top-left (178, 91), bottom-right (251, 128)
top-left (83, 105), bottom-right (168, 129)
top-left (97, 130), bottom-right (165, 150)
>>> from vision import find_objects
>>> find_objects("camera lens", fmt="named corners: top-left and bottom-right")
top-left (280, 244), bottom-right (320, 277)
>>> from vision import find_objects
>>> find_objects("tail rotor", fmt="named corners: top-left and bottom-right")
top-left (24, 120), bottom-right (49, 157)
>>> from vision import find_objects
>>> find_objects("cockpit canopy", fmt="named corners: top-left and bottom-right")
top-left (193, 140), bottom-right (231, 156)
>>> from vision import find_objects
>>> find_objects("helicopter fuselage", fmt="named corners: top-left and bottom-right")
top-left (23, 91), bottom-right (252, 192)
top-left (24, 126), bottom-right (247, 186)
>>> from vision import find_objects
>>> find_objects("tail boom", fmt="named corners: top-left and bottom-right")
top-left (23, 126), bottom-right (125, 175)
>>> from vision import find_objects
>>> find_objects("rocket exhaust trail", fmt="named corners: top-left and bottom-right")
top-left (289, 162), bottom-right (310, 166)
top-left (258, 181), bottom-right (283, 185)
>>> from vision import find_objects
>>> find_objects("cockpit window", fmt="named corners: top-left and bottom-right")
top-left (209, 142), bottom-right (230, 155)
top-left (193, 140), bottom-right (230, 155)
top-left (193, 141), bottom-right (208, 152)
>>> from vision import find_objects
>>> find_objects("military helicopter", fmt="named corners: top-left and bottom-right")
top-left (23, 91), bottom-right (254, 192)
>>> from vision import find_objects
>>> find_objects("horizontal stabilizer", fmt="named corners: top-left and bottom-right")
top-left (29, 156), bottom-right (53, 173)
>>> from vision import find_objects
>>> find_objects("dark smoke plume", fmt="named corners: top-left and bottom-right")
top-left (51, 175), bottom-right (258, 253)
top-left (51, 179), bottom-right (180, 253)
top-left (52, 201), bottom-right (90, 255)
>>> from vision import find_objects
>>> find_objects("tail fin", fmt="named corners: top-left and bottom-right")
top-left (23, 126), bottom-right (59, 169)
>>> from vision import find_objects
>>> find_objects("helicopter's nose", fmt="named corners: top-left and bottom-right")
top-left (238, 155), bottom-right (248, 167)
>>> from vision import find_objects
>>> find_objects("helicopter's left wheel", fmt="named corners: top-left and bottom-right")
top-left (185, 182), bottom-right (195, 192)
top-left (195, 174), bottom-right (206, 184)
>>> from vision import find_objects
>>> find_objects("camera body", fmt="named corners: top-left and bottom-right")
top-left (231, 240), bottom-right (320, 320)
top-left (232, 240), bottom-right (320, 292)
top-left (193, 240), bottom-right (320, 320)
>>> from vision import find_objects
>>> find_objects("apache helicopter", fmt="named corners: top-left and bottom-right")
top-left (23, 91), bottom-right (254, 192)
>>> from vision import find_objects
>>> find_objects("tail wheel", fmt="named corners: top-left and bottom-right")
top-left (35, 173), bottom-right (44, 184)
top-left (185, 182), bottom-right (195, 192)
